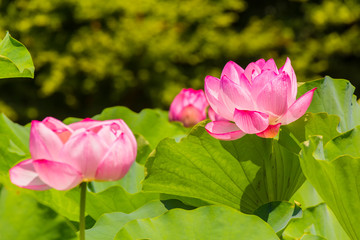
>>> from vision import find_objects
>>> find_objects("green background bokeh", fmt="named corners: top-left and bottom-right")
top-left (0, 0), bottom-right (359, 123)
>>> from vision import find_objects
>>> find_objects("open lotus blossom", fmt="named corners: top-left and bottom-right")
top-left (205, 58), bottom-right (316, 140)
top-left (169, 88), bottom-right (209, 127)
top-left (9, 117), bottom-right (137, 191)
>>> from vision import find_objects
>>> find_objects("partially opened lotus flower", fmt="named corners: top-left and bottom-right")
top-left (169, 88), bottom-right (208, 127)
top-left (205, 58), bottom-right (316, 140)
top-left (9, 117), bottom-right (137, 191)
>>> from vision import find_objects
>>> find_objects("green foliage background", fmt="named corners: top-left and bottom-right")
top-left (0, 0), bottom-right (359, 123)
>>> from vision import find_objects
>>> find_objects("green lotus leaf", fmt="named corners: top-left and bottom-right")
top-left (0, 187), bottom-right (76, 239)
top-left (0, 32), bottom-right (34, 79)
top-left (298, 76), bottom-right (360, 133)
top-left (254, 201), bottom-right (302, 235)
top-left (143, 121), bottom-right (302, 213)
top-left (290, 180), bottom-right (323, 209)
top-left (285, 76), bottom-right (360, 145)
top-left (283, 203), bottom-right (349, 240)
top-left (114, 205), bottom-right (279, 240)
top-left (300, 133), bottom-right (360, 240)
top-left (86, 200), bottom-right (167, 240)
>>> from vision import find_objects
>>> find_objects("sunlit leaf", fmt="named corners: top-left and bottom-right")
top-left (0, 32), bottom-right (34, 79)
top-left (0, 114), bottom-right (30, 174)
top-left (0, 113), bottom-right (29, 153)
top-left (114, 205), bottom-right (279, 240)
top-left (287, 76), bottom-right (360, 143)
top-left (283, 203), bottom-right (350, 240)
top-left (290, 181), bottom-right (323, 209)
top-left (254, 201), bottom-right (302, 234)
top-left (143, 121), bottom-right (302, 213)
top-left (86, 201), bottom-right (167, 240)
top-left (300, 133), bottom-right (360, 240)
top-left (0, 187), bottom-right (76, 239)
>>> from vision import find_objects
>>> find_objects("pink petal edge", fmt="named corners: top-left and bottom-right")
top-left (42, 117), bottom-right (71, 132)
top-left (221, 61), bottom-right (244, 85)
top-left (33, 159), bottom-right (83, 191)
top-left (205, 121), bottom-right (245, 141)
top-left (233, 109), bottom-right (269, 134)
top-left (279, 57), bottom-right (297, 103)
top-left (95, 133), bottom-right (136, 181)
top-left (262, 59), bottom-right (279, 74)
top-left (205, 75), bottom-right (233, 120)
top-left (279, 88), bottom-right (317, 125)
top-left (30, 120), bottom-right (64, 161)
top-left (9, 159), bottom-right (51, 191)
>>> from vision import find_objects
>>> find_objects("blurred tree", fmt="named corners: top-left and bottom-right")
top-left (0, 0), bottom-right (359, 123)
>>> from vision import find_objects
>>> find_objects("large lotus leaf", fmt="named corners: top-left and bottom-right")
top-left (0, 114), bottom-right (31, 174)
top-left (300, 134), bottom-right (360, 240)
top-left (283, 203), bottom-right (350, 240)
top-left (0, 187), bottom-right (76, 239)
top-left (253, 201), bottom-right (302, 235)
top-left (290, 181), bottom-right (323, 209)
top-left (143, 121), bottom-right (303, 213)
top-left (285, 112), bottom-right (342, 148)
top-left (0, 113), bottom-right (29, 153)
top-left (297, 76), bottom-right (360, 133)
top-left (0, 134), bottom-right (28, 174)
top-left (93, 106), bottom-right (187, 148)
top-left (323, 126), bottom-right (360, 160)
top-left (114, 205), bottom-right (279, 240)
top-left (303, 113), bottom-right (341, 144)
top-left (285, 76), bottom-right (360, 144)
top-left (86, 200), bottom-right (167, 240)
top-left (0, 32), bottom-right (34, 79)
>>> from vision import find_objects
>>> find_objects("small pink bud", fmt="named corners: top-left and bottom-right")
top-left (169, 88), bottom-right (208, 127)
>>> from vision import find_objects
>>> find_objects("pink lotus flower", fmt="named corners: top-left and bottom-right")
top-left (9, 117), bottom-right (137, 191)
top-left (169, 88), bottom-right (209, 127)
top-left (205, 58), bottom-right (316, 140)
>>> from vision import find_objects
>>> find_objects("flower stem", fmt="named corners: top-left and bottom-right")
top-left (265, 139), bottom-right (276, 201)
top-left (79, 182), bottom-right (87, 240)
